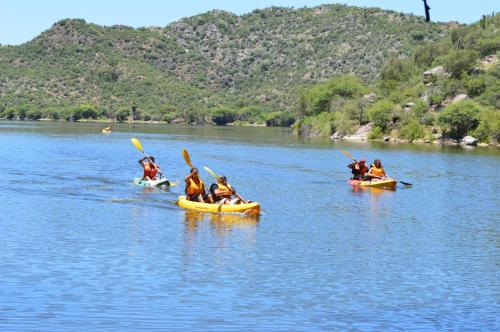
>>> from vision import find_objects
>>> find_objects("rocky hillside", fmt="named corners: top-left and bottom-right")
top-left (0, 4), bottom-right (450, 121)
top-left (292, 13), bottom-right (500, 145)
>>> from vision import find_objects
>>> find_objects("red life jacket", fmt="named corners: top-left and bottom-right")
top-left (143, 163), bottom-right (157, 178)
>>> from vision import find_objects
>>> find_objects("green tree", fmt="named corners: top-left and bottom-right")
top-left (442, 49), bottom-right (479, 78)
top-left (399, 119), bottom-right (425, 141)
top-left (115, 108), bottom-right (129, 122)
top-left (473, 109), bottom-right (500, 143)
top-left (367, 100), bottom-right (394, 132)
top-left (265, 111), bottom-right (295, 127)
top-left (438, 100), bottom-right (484, 139)
top-left (27, 109), bottom-right (43, 120)
top-left (211, 106), bottom-right (237, 126)
top-left (413, 42), bottom-right (448, 68)
top-left (465, 76), bottom-right (487, 97)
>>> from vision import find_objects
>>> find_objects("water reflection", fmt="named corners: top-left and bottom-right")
top-left (183, 210), bottom-right (259, 236)
top-left (183, 211), bottom-right (259, 245)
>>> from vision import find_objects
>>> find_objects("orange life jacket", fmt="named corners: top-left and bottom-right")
top-left (370, 164), bottom-right (385, 177)
top-left (213, 183), bottom-right (233, 199)
top-left (186, 177), bottom-right (205, 195)
top-left (143, 163), bottom-right (157, 179)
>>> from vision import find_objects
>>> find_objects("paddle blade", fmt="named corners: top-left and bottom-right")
top-left (182, 148), bottom-right (193, 169)
top-left (131, 138), bottom-right (144, 153)
top-left (399, 181), bottom-right (413, 186)
top-left (203, 166), bottom-right (219, 179)
top-left (338, 148), bottom-right (356, 161)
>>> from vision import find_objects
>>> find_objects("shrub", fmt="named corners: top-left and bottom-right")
top-left (476, 33), bottom-right (500, 56)
top-left (159, 103), bottom-right (178, 115)
top-left (70, 104), bottom-right (98, 120)
top-left (115, 108), bottom-right (129, 122)
top-left (429, 94), bottom-right (444, 105)
top-left (380, 57), bottom-right (414, 82)
top-left (399, 119), bottom-right (425, 141)
top-left (465, 76), bottom-right (487, 97)
top-left (442, 49), bottom-right (479, 78)
top-left (472, 110), bottom-right (500, 143)
top-left (421, 113), bottom-right (436, 126)
top-left (367, 100), bottom-right (394, 132)
top-left (411, 31), bottom-right (425, 42)
top-left (437, 78), bottom-right (465, 98)
top-left (368, 126), bottom-right (384, 139)
top-left (293, 112), bottom-right (336, 137)
top-left (476, 77), bottom-right (500, 109)
top-left (211, 106), bottom-right (237, 126)
top-left (438, 100), bottom-right (484, 139)
top-left (333, 112), bottom-right (358, 135)
top-left (301, 75), bottom-right (367, 116)
top-left (265, 111), bottom-right (295, 127)
top-left (3, 108), bottom-right (15, 120)
top-left (413, 42), bottom-right (448, 68)
top-left (98, 68), bottom-right (120, 82)
top-left (163, 112), bottom-right (180, 123)
top-left (48, 110), bottom-right (61, 120)
top-left (325, 75), bottom-right (367, 99)
top-left (238, 105), bottom-right (266, 123)
top-left (16, 105), bottom-right (31, 120)
top-left (27, 109), bottom-right (43, 120)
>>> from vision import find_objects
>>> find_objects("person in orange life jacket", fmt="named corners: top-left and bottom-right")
top-left (138, 156), bottom-right (161, 180)
top-left (209, 175), bottom-right (245, 205)
top-left (367, 159), bottom-right (388, 179)
top-left (348, 158), bottom-right (368, 180)
top-left (184, 168), bottom-right (211, 202)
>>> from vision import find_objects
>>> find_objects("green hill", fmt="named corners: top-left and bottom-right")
top-left (0, 4), bottom-right (450, 123)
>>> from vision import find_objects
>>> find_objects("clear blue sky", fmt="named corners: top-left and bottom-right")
top-left (0, 0), bottom-right (497, 45)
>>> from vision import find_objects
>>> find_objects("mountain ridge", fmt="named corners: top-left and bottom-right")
top-left (0, 3), bottom-right (451, 120)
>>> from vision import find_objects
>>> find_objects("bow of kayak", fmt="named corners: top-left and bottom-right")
top-left (348, 178), bottom-right (397, 190)
top-left (177, 195), bottom-right (260, 216)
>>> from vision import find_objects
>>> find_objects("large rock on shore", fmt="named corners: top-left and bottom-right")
top-left (331, 131), bottom-right (344, 139)
top-left (460, 136), bottom-right (478, 146)
top-left (343, 123), bottom-right (372, 141)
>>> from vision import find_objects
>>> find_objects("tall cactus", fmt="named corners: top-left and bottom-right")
top-left (423, 0), bottom-right (431, 22)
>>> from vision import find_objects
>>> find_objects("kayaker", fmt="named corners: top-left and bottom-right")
top-left (210, 176), bottom-right (244, 205)
top-left (138, 156), bottom-right (161, 180)
top-left (367, 159), bottom-right (388, 179)
top-left (185, 168), bottom-right (210, 202)
top-left (348, 159), bottom-right (368, 180)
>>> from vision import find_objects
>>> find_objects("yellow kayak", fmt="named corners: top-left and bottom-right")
top-left (348, 178), bottom-right (397, 190)
top-left (177, 195), bottom-right (260, 216)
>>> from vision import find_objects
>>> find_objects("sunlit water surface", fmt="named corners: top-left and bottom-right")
top-left (0, 121), bottom-right (498, 331)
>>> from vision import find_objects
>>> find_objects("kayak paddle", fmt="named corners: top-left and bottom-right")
top-left (182, 148), bottom-right (194, 169)
top-left (203, 166), bottom-right (248, 204)
top-left (338, 148), bottom-right (357, 162)
top-left (130, 138), bottom-right (162, 177)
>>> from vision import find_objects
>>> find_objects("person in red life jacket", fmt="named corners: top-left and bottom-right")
top-left (348, 158), bottom-right (368, 180)
top-left (138, 156), bottom-right (161, 180)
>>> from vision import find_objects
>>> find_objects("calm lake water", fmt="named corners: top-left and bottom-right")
top-left (0, 121), bottom-right (498, 331)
